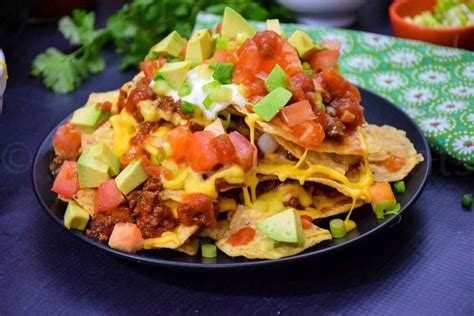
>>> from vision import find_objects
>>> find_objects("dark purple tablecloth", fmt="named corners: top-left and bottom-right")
top-left (1, 1), bottom-right (473, 314)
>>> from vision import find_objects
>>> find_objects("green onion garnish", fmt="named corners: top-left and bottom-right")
top-left (154, 151), bottom-right (164, 165)
top-left (210, 62), bottom-right (234, 84)
top-left (374, 200), bottom-right (397, 219)
top-left (216, 36), bottom-right (230, 50)
top-left (203, 95), bottom-right (213, 109)
top-left (461, 194), bottom-right (472, 209)
top-left (329, 218), bottom-right (347, 238)
top-left (201, 244), bottom-right (217, 258)
top-left (202, 80), bottom-right (221, 93)
top-left (181, 101), bottom-right (195, 115)
top-left (393, 181), bottom-right (406, 194)
top-left (178, 81), bottom-right (192, 97)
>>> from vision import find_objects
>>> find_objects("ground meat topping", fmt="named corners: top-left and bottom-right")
top-left (177, 193), bottom-right (219, 227)
top-left (86, 206), bottom-right (135, 241)
top-left (325, 116), bottom-right (346, 140)
top-left (128, 176), bottom-right (179, 238)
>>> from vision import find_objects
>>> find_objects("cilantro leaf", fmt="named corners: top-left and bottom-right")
top-left (31, 48), bottom-right (87, 94)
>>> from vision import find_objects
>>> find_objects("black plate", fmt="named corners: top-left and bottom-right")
top-left (32, 87), bottom-right (431, 269)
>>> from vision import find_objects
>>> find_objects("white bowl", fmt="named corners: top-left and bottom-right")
top-left (277, 0), bottom-right (369, 27)
top-left (0, 50), bottom-right (6, 114)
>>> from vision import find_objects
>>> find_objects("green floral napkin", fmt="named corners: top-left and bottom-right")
top-left (195, 13), bottom-right (474, 168)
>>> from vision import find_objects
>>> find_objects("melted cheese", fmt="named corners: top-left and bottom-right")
top-left (109, 109), bottom-right (138, 156)
top-left (161, 165), bottom-right (245, 198)
top-left (256, 183), bottom-right (313, 208)
top-left (244, 113), bottom-right (260, 145)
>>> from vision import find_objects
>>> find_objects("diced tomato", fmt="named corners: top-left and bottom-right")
top-left (140, 58), bottom-right (165, 79)
top-left (211, 49), bottom-right (234, 63)
top-left (52, 123), bottom-right (82, 160)
top-left (280, 100), bottom-right (316, 127)
top-left (290, 120), bottom-right (325, 148)
top-left (108, 223), bottom-right (144, 253)
top-left (228, 131), bottom-right (255, 171)
top-left (211, 134), bottom-right (237, 165)
top-left (94, 179), bottom-right (125, 213)
top-left (320, 39), bottom-right (342, 51)
top-left (308, 49), bottom-right (340, 72)
top-left (125, 78), bottom-right (155, 114)
top-left (384, 156), bottom-right (406, 172)
top-left (51, 161), bottom-right (79, 199)
top-left (233, 31), bottom-right (303, 98)
top-left (216, 23), bottom-right (222, 34)
top-left (226, 227), bottom-right (256, 246)
top-left (166, 126), bottom-right (192, 161)
top-left (301, 215), bottom-right (313, 229)
top-left (368, 182), bottom-right (396, 210)
top-left (185, 131), bottom-right (219, 172)
top-left (321, 69), bottom-right (360, 102)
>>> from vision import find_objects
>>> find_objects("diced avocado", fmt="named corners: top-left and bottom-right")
top-left (70, 106), bottom-right (106, 133)
top-left (266, 19), bottom-right (282, 36)
top-left (253, 87), bottom-right (292, 121)
top-left (115, 160), bottom-right (148, 195)
top-left (77, 153), bottom-right (110, 188)
top-left (203, 95), bottom-right (213, 109)
top-left (196, 64), bottom-right (213, 79)
top-left (64, 202), bottom-right (90, 230)
top-left (209, 86), bottom-right (233, 103)
top-left (265, 64), bottom-right (290, 92)
top-left (216, 36), bottom-right (230, 50)
top-left (185, 29), bottom-right (213, 65)
top-left (202, 80), bottom-right (221, 93)
top-left (178, 80), bottom-right (192, 97)
top-left (256, 208), bottom-right (304, 244)
top-left (288, 30), bottom-right (318, 59)
top-left (88, 143), bottom-right (120, 176)
top-left (210, 62), bottom-right (234, 84)
top-left (158, 60), bottom-right (192, 90)
top-left (221, 7), bottom-right (256, 38)
top-left (148, 31), bottom-right (185, 58)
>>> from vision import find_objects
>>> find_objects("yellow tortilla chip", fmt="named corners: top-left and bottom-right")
top-left (73, 189), bottom-right (96, 216)
top-left (197, 219), bottom-right (230, 241)
top-left (175, 238), bottom-right (200, 256)
top-left (81, 121), bottom-right (115, 153)
top-left (363, 124), bottom-right (424, 182)
top-left (143, 225), bottom-right (199, 250)
top-left (301, 194), bottom-right (364, 219)
top-left (216, 205), bottom-right (332, 260)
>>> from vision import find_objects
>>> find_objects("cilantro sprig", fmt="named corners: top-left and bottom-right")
top-left (31, 0), bottom-right (294, 94)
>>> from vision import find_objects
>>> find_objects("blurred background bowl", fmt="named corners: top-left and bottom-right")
top-left (277, 0), bottom-right (369, 27)
top-left (389, 0), bottom-right (474, 50)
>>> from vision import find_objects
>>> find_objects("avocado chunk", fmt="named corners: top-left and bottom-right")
top-left (265, 64), bottom-right (290, 92)
top-left (288, 30), bottom-right (318, 58)
top-left (185, 29), bottom-right (213, 65)
top-left (77, 153), bottom-right (110, 188)
top-left (115, 160), bottom-right (148, 195)
top-left (70, 106), bottom-right (106, 133)
top-left (148, 31), bottom-right (185, 58)
top-left (256, 208), bottom-right (304, 244)
top-left (221, 7), bottom-right (256, 38)
top-left (158, 60), bottom-right (192, 90)
top-left (64, 202), bottom-right (90, 230)
top-left (266, 19), bottom-right (282, 36)
top-left (253, 87), bottom-right (292, 121)
top-left (88, 143), bottom-right (120, 176)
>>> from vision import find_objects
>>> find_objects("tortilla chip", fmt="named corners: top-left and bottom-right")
top-left (73, 189), bottom-right (96, 216)
top-left (216, 205), bottom-right (332, 259)
top-left (143, 225), bottom-right (199, 250)
top-left (81, 121), bottom-right (115, 153)
top-left (160, 189), bottom-right (185, 203)
top-left (301, 194), bottom-right (364, 219)
top-left (363, 124), bottom-right (424, 182)
top-left (197, 219), bottom-right (230, 241)
top-left (175, 238), bottom-right (200, 256)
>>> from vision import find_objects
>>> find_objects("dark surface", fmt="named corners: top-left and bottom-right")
top-left (32, 87), bottom-right (431, 269)
top-left (1, 0), bottom-right (473, 314)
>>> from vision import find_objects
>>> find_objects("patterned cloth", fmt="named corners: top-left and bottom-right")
top-left (195, 13), bottom-right (474, 168)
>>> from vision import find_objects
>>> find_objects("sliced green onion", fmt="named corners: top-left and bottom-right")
top-left (203, 95), bottom-right (213, 109)
top-left (153, 72), bottom-right (164, 81)
top-left (154, 151), bottom-right (164, 165)
top-left (202, 80), bottom-right (221, 93)
top-left (216, 36), bottom-right (230, 50)
top-left (385, 203), bottom-right (401, 216)
top-left (329, 218), bottom-right (347, 238)
top-left (151, 80), bottom-right (170, 96)
top-left (393, 181), bottom-right (406, 194)
top-left (178, 81), bottom-right (192, 97)
top-left (314, 92), bottom-right (325, 111)
top-left (304, 69), bottom-right (313, 76)
top-left (201, 244), bottom-right (217, 258)
top-left (210, 62), bottom-right (234, 84)
top-left (161, 159), bottom-right (178, 176)
top-left (462, 194), bottom-right (472, 209)
top-left (162, 141), bottom-right (173, 157)
top-left (374, 200), bottom-right (396, 219)
top-left (259, 239), bottom-right (275, 252)
top-left (181, 101), bottom-right (196, 115)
